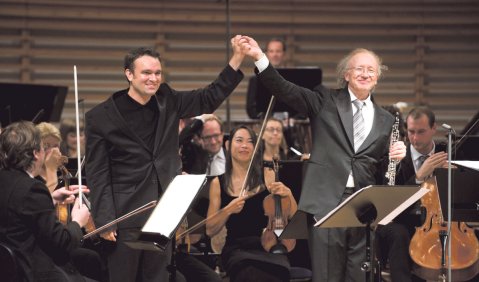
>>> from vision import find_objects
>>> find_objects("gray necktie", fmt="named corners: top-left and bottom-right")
top-left (417, 155), bottom-right (428, 169)
top-left (352, 99), bottom-right (366, 152)
top-left (206, 155), bottom-right (214, 175)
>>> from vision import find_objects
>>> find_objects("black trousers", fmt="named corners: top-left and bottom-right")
top-left (376, 222), bottom-right (415, 282)
top-left (307, 188), bottom-right (366, 282)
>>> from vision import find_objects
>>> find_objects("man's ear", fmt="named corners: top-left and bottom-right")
top-left (225, 140), bottom-right (230, 151)
top-left (125, 69), bottom-right (133, 82)
top-left (33, 149), bottom-right (41, 161)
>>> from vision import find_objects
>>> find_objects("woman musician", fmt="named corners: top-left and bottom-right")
top-left (206, 125), bottom-right (297, 282)
top-left (35, 122), bottom-right (104, 281)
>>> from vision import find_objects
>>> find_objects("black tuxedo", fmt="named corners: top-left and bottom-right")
top-left (85, 64), bottom-right (243, 281)
top-left (257, 64), bottom-right (394, 281)
top-left (0, 169), bottom-right (83, 282)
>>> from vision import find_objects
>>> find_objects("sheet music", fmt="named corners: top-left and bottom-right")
top-left (314, 188), bottom-right (365, 227)
top-left (314, 185), bottom-right (423, 228)
top-left (141, 174), bottom-right (206, 237)
top-left (452, 161), bottom-right (479, 171)
top-left (378, 187), bottom-right (429, 225)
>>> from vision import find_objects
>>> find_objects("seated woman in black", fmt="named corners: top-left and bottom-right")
top-left (206, 125), bottom-right (297, 282)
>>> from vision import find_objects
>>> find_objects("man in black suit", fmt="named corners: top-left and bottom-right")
top-left (85, 36), bottom-right (246, 281)
top-left (241, 37), bottom-right (406, 282)
top-left (246, 37), bottom-right (287, 120)
top-left (0, 121), bottom-right (91, 281)
top-left (377, 106), bottom-right (447, 281)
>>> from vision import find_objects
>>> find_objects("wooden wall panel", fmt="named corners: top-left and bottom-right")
top-left (1, 0), bottom-right (478, 140)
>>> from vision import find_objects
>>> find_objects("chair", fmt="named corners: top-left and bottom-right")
top-left (0, 242), bottom-right (18, 282)
top-left (289, 266), bottom-right (312, 282)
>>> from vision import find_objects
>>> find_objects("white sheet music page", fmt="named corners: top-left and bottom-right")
top-left (141, 174), bottom-right (206, 237)
top-left (378, 187), bottom-right (429, 225)
top-left (452, 161), bottom-right (479, 171)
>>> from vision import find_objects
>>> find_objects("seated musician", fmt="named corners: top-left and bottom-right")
top-left (0, 121), bottom-right (92, 281)
top-left (262, 117), bottom-right (289, 161)
top-left (376, 106), bottom-right (447, 282)
top-left (59, 118), bottom-right (86, 159)
top-left (206, 125), bottom-right (297, 282)
top-left (35, 122), bottom-right (65, 193)
top-left (36, 122), bottom-right (106, 281)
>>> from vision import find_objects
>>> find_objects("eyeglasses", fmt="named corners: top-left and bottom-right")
top-left (201, 133), bottom-right (222, 142)
top-left (265, 127), bottom-right (282, 133)
top-left (349, 67), bottom-right (377, 77)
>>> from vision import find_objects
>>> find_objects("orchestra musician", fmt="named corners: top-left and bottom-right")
top-left (262, 117), bottom-right (289, 161)
top-left (206, 125), bottom-right (297, 282)
top-left (35, 122), bottom-right (104, 281)
top-left (240, 36), bottom-right (407, 282)
top-left (0, 121), bottom-right (91, 281)
top-left (59, 118), bottom-right (86, 159)
top-left (35, 122), bottom-right (65, 193)
top-left (376, 106), bottom-right (447, 281)
top-left (85, 37), bottom-right (246, 282)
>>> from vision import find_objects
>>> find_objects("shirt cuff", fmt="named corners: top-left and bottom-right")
top-left (254, 53), bottom-right (269, 73)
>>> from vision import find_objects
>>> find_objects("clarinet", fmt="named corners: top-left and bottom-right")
top-left (385, 112), bottom-right (400, 186)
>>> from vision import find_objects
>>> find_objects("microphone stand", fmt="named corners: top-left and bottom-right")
top-left (444, 124), bottom-right (453, 282)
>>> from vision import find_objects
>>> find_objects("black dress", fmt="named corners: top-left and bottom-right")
top-left (218, 175), bottom-right (290, 282)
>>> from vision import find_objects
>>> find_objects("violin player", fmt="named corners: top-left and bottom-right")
top-left (0, 121), bottom-right (91, 281)
top-left (206, 125), bottom-right (297, 282)
top-left (35, 122), bottom-right (104, 281)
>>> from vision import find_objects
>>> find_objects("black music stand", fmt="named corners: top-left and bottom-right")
top-left (436, 165), bottom-right (479, 222)
top-left (255, 68), bottom-right (322, 119)
top-left (313, 185), bottom-right (427, 282)
top-left (0, 82), bottom-right (67, 126)
top-left (124, 174), bottom-right (207, 281)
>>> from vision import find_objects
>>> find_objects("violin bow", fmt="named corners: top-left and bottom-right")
top-left (239, 95), bottom-right (276, 197)
top-left (73, 66), bottom-right (83, 206)
top-left (177, 95), bottom-right (277, 240)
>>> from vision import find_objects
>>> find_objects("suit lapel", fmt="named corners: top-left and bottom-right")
top-left (152, 92), bottom-right (166, 156)
top-left (104, 94), bottom-right (151, 153)
top-left (357, 102), bottom-right (388, 153)
top-left (335, 88), bottom-right (355, 150)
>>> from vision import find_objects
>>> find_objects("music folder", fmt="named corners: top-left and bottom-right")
top-left (436, 164), bottom-right (479, 222)
top-left (314, 185), bottom-right (428, 228)
top-left (124, 174), bottom-right (207, 251)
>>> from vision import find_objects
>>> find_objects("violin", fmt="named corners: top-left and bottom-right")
top-left (261, 157), bottom-right (296, 254)
top-left (409, 176), bottom-right (479, 281)
top-left (57, 163), bottom-right (97, 238)
top-left (175, 218), bottom-right (201, 253)
top-left (56, 157), bottom-right (71, 225)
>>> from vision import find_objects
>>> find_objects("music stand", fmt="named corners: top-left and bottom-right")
top-left (0, 82), bottom-right (67, 126)
top-left (124, 174), bottom-right (207, 251)
top-left (313, 185), bottom-right (427, 282)
top-left (255, 68), bottom-right (322, 119)
top-left (436, 165), bottom-right (479, 222)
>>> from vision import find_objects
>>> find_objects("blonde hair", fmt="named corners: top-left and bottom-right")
top-left (36, 122), bottom-right (61, 141)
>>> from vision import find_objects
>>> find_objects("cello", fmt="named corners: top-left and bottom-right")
top-left (261, 156), bottom-right (296, 254)
top-left (409, 176), bottom-right (479, 281)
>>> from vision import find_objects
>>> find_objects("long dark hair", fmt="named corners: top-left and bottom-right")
top-left (224, 125), bottom-right (264, 192)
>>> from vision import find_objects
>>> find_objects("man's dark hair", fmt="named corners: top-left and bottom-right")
top-left (406, 106), bottom-right (436, 128)
top-left (124, 47), bottom-right (161, 72)
top-left (265, 38), bottom-right (287, 52)
top-left (0, 121), bottom-right (41, 171)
